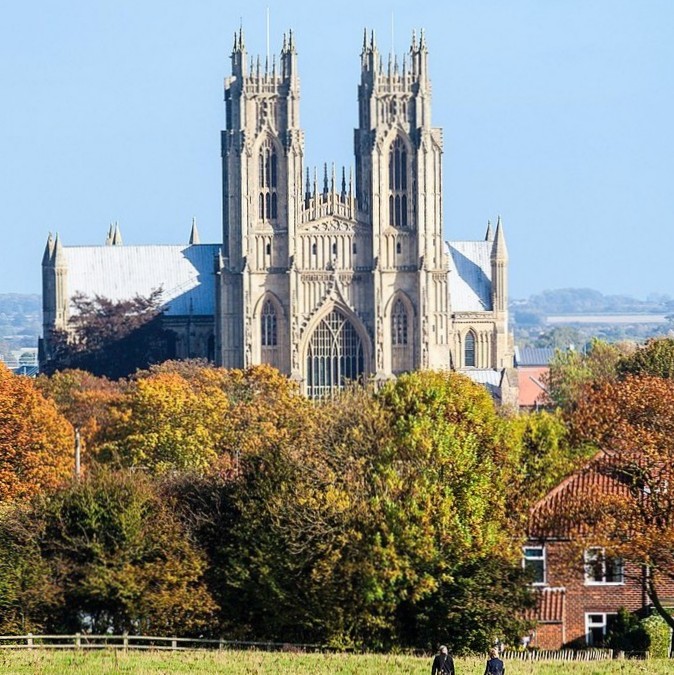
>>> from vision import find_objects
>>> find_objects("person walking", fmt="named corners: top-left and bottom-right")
top-left (431, 645), bottom-right (455, 674)
top-left (484, 647), bottom-right (505, 674)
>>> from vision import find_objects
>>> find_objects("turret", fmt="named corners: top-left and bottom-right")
top-left (491, 216), bottom-right (508, 313)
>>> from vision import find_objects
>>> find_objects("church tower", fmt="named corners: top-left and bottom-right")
top-left (218, 29), bottom-right (303, 370)
top-left (354, 30), bottom-right (451, 377)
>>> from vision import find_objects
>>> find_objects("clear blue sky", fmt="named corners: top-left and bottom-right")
top-left (1, 1), bottom-right (672, 299)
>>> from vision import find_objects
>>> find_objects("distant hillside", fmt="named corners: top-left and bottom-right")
top-left (512, 288), bottom-right (674, 347)
top-left (0, 293), bottom-right (41, 358)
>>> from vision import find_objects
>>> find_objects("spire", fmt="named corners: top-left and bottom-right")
top-left (53, 232), bottom-right (65, 265)
top-left (362, 27), bottom-right (367, 53)
top-left (305, 167), bottom-right (311, 199)
top-left (105, 223), bottom-right (113, 245)
top-left (323, 163), bottom-right (329, 195)
top-left (111, 222), bottom-right (123, 246)
top-left (419, 28), bottom-right (427, 51)
top-left (491, 215), bottom-right (508, 261)
top-left (189, 217), bottom-right (201, 245)
top-left (485, 220), bottom-right (493, 241)
top-left (370, 29), bottom-right (376, 51)
top-left (42, 232), bottom-right (54, 265)
top-left (341, 166), bottom-right (347, 196)
top-left (411, 29), bottom-right (417, 51)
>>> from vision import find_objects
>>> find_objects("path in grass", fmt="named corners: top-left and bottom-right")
top-left (0, 650), bottom-right (671, 674)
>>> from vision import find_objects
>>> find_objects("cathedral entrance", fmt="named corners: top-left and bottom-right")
top-left (305, 309), bottom-right (365, 398)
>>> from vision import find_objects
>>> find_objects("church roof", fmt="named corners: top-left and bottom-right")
top-left (62, 244), bottom-right (219, 316)
top-left (446, 240), bottom-right (492, 312)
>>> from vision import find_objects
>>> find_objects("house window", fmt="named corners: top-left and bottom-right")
top-left (585, 612), bottom-right (618, 646)
top-left (261, 300), bottom-right (277, 347)
top-left (464, 331), bottom-right (476, 367)
top-left (584, 548), bottom-right (624, 584)
top-left (523, 546), bottom-right (546, 585)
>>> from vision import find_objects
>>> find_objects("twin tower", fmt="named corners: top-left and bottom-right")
top-left (217, 29), bottom-right (512, 396)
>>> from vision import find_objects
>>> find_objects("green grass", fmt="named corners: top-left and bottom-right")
top-left (0, 650), bottom-right (670, 674)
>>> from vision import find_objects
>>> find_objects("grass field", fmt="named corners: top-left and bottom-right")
top-left (0, 651), bottom-right (671, 675)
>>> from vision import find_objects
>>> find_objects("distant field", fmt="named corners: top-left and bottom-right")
top-left (0, 651), bottom-right (671, 675)
top-left (546, 314), bottom-right (668, 324)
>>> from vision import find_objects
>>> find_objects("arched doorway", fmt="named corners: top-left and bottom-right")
top-left (305, 309), bottom-right (365, 398)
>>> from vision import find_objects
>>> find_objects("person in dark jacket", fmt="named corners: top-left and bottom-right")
top-left (484, 647), bottom-right (505, 674)
top-left (431, 645), bottom-right (455, 674)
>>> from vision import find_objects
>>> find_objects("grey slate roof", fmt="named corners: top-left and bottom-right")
top-left (446, 240), bottom-right (493, 312)
top-left (63, 244), bottom-right (220, 316)
top-left (514, 346), bottom-right (556, 367)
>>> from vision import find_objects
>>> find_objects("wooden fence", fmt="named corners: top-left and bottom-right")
top-left (502, 648), bottom-right (622, 661)
top-left (0, 636), bottom-right (648, 660)
top-left (0, 634), bottom-right (323, 652)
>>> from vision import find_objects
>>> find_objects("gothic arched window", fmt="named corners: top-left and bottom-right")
top-left (261, 300), bottom-right (277, 347)
top-left (464, 330), bottom-right (476, 367)
top-left (259, 139), bottom-right (278, 222)
top-left (306, 309), bottom-right (364, 399)
top-left (389, 137), bottom-right (408, 228)
top-left (391, 299), bottom-right (408, 346)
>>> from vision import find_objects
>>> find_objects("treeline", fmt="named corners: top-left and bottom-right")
top-left (3, 340), bottom-right (673, 650)
top-left (0, 363), bottom-right (585, 652)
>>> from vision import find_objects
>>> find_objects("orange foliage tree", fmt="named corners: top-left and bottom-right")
top-left (0, 364), bottom-right (74, 502)
top-left (35, 369), bottom-right (123, 461)
top-left (565, 375), bottom-right (674, 630)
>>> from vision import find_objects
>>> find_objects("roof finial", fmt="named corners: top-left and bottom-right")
top-left (323, 163), bottom-right (329, 195)
top-left (411, 29), bottom-right (417, 51)
top-left (189, 217), bottom-right (201, 245)
top-left (485, 219), bottom-right (493, 241)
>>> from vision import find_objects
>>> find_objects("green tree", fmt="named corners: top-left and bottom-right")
top-left (0, 469), bottom-right (218, 635)
top-left (545, 338), bottom-right (632, 410)
top-left (617, 337), bottom-right (674, 379)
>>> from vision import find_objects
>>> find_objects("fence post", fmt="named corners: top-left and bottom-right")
top-left (27, 633), bottom-right (33, 650)
top-left (123, 632), bottom-right (128, 652)
top-left (219, 638), bottom-right (224, 651)
top-left (172, 638), bottom-right (177, 651)
top-left (75, 633), bottom-right (81, 650)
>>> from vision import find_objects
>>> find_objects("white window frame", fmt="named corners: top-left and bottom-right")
top-left (584, 547), bottom-right (624, 585)
top-left (585, 612), bottom-right (617, 646)
top-left (523, 545), bottom-right (546, 586)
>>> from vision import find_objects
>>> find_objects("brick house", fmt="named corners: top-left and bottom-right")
top-left (524, 461), bottom-right (674, 649)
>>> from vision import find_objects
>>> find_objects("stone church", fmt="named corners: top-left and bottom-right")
top-left (41, 29), bottom-right (515, 399)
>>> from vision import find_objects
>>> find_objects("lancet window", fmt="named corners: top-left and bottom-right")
top-left (261, 300), bottom-right (277, 347)
top-left (391, 299), bottom-right (408, 346)
top-left (258, 139), bottom-right (278, 221)
top-left (464, 330), bottom-right (476, 367)
top-left (388, 137), bottom-right (408, 228)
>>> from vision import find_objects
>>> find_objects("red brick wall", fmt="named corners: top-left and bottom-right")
top-left (533, 542), bottom-right (647, 649)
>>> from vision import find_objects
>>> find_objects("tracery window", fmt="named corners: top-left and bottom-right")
top-left (306, 309), bottom-right (364, 399)
top-left (391, 299), bottom-right (408, 346)
top-left (388, 137), bottom-right (408, 228)
top-left (261, 300), bottom-right (277, 347)
top-left (258, 139), bottom-right (278, 221)
top-left (464, 330), bottom-right (476, 367)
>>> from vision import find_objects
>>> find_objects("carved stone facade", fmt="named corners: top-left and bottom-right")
top-left (41, 29), bottom-right (514, 398)
top-left (216, 29), bottom-right (512, 396)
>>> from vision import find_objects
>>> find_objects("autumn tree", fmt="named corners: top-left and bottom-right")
top-left (187, 372), bottom-right (534, 651)
top-left (35, 369), bottom-right (123, 460)
top-left (617, 336), bottom-right (674, 379)
top-left (43, 290), bottom-right (175, 379)
top-left (545, 338), bottom-right (633, 410)
top-left (563, 375), bottom-right (674, 630)
top-left (0, 364), bottom-right (74, 502)
top-left (0, 468), bottom-right (218, 634)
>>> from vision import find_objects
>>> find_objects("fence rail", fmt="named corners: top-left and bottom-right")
top-left (0, 634), bottom-right (323, 652)
top-left (502, 648), bottom-right (617, 661)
